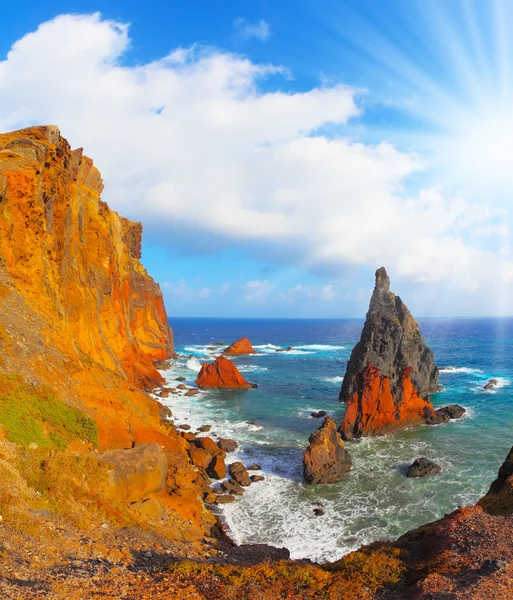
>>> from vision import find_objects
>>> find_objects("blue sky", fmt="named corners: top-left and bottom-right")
top-left (2, 1), bottom-right (513, 317)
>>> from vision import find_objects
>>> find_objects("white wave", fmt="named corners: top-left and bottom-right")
top-left (478, 377), bottom-right (510, 392)
top-left (254, 344), bottom-right (281, 350)
top-left (237, 365), bottom-right (268, 373)
top-left (439, 367), bottom-right (483, 374)
top-left (295, 344), bottom-right (345, 351)
top-left (322, 376), bottom-right (344, 384)
top-left (186, 357), bottom-right (202, 372)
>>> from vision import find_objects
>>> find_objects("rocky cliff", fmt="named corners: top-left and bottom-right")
top-left (0, 126), bottom-right (172, 388)
top-left (339, 267), bottom-right (439, 439)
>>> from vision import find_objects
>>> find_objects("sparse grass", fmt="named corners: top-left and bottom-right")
top-left (0, 372), bottom-right (98, 448)
top-left (168, 546), bottom-right (405, 599)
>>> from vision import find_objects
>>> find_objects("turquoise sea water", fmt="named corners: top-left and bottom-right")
top-left (157, 317), bottom-right (513, 562)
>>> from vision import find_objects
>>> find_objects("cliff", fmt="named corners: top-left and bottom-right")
top-left (0, 126), bottom-right (172, 388)
top-left (339, 267), bottom-right (439, 439)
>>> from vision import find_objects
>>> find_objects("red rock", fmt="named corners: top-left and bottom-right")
top-left (207, 455), bottom-right (227, 479)
top-left (223, 336), bottom-right (257, 355)
top-left (195, 356), bottom-right (256, 389)
top-left (304, 417), bottom-right (352, 484)
top-left (339, 364), bottom-right (436, 440)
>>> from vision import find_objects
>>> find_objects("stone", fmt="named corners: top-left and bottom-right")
top-left (247, 464), bottom-right (261, 471)
top-left (275, 346), bottom-right (293, 352)
top-left (339, 267), bottom-right (439, 440)
top-left (130, 498), bottom-right (163, 519)
top-left (207, 455), bottom-right (227, 480)
top-left (250, 475), bottom-right (265, 482)
top-left (222, 480), bottom-right (245, 495)
top-left (223, 336), bottom-right (257, 355)
top-left (303, 417), bottom-right (352, 485)
top-left (185, 389), bottom-right (200, 397)
top-left (175, 377), bottom-right (186, 381)
top-left (98, 443), bottom-right (168, 503)
top-left (427, 404), bottom-right (466, 424)
top-left (484, 379), bottom-right (499, 390)
top-left (215, 495), bottom-right (236, 504)
top-left (228, 462), bottom-right (251, 486)
top-left (203, 493), bottom-right (216, 504)
top-left (217, 438), bottom-right (238, 452)
top-left (313, 508), bottom-right (325, 516)
top-left (311, 411), bottom-right (327, 419)
top-left (195, 356), bottom-right (257, 390)
top-left (181, 432), bottom-right (196, 442)
top-left (188, 446), bottom-right (212, 470)
top-left (179, 424), bottom-right (191, 431)
top-left (198, 425), bottom-right (212, 433)
top-left (406, 457), bottom-right (442, 478)
top-left (195, 437), bottom-right (223, 456)
top-left (159, 406), bottom-right (172, 420)
top-left (177, 384), bottom-right (187, 390)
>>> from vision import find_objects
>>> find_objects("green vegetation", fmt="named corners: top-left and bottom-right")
top-left (0, 373), bottom-right (98, 448)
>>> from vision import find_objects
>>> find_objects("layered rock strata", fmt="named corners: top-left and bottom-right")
top-left (196, 356), bottom-right (256, 389)
top-left (339, 267), bottom-right (439, 439)
top-left (0, 126), bottom-right (172, 388)
top-left (303, 416), bottom-right (352, 484)
top-left (223, 336), bottom-right (257, 355)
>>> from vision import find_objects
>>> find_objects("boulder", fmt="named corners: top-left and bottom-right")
top-left (247, 464), bottom-right (261, 471)
top-left (185, 389), bottom-right (200, 397)
top-left (222, 480), bottom-right (245, 495)
top-left (98, 443), bottom-right (168, 503)
top-left (303, 417), bottom-right (352, 485)
top-left (406, 457), bottom-right (442, 478)
top-left (203, 493), bottom-right (216, 504)
top-left (313, 508), bottom-right (325, 516)
top-left (339, 267), bottom-right (439, 439)
top-left (177, 384), bottom-right (187, 390)
top-left (179, 424), bottom-right (191, 431)
top-left (198, 425), bottom-right (212, 433)
top-left (215, 495), bottom-right (236, 504)
top-left (195, 437), bottom-right (223, 456)
top-left (250, 475), bottom-right (265, 482)
top-left (175, 376), bottom-right (186, 381)
top-left (187, 446), bottom-right (212, 470)
top-left (427, 404), bottom-right (466, 424)
top-left (275, 346), bottom-right (293, 352)
top-left (228, 462), bottom-right (251, 486)
top-left (218, 438), bottom-right (238, 452)
top-left (207, 455), bottom-right (227, 480)
top-left (223, 336), bottom-right (257, 356)
top-left (311, 410), bottom-right (327, 419)
top-left (484, 379), bottom-right (499, 390)
top-left (195, 356), bottom-right (257, 390)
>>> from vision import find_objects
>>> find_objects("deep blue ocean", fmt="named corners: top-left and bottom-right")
top-left (157, 317), bottom-right (513, 562)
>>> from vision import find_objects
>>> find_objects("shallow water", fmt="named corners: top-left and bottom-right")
top-left (159, 317), bottom-right (513, 562)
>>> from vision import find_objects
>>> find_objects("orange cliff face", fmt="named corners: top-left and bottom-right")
top-left (196, 356), bottom-right (256, 389)
top-left (223, 336), bottom-right (257, 356)
top-left (0, 126), bottom-right (172, 388)
top-left (339, 364), bottom-right (436, 440)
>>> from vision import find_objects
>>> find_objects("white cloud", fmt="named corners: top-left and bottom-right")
top-left (234, 18), bottom-right (270, 42)
top-left (1, 13), bottom-right (512, 313)
top-left (243, 280), bottom-right (274, 302)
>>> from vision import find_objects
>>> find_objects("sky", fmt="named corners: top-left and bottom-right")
top-left (1, 1), bottom-right (513, 318)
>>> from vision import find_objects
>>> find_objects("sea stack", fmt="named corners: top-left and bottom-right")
top-left (223, 336), bottom-right (257, 355)
top-left (339, 267), bottom-right (439, 440)
top-left (196, 356), bottom-right (257, 389)
top-left (303, 417), bottom-right (352, 484)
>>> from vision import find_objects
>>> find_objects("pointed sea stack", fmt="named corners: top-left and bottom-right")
top-left (223, 336), bottom-right (257, 356)
top-left (195, 356), bottom-right (257, 389)
top-left (339, 267), bottom-right (439, 440)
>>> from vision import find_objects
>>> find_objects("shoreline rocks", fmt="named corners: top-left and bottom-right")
top-left (339, 267), bottom-right (439, 440)
top-left (195, 356), bottom-right (257, 390)
top-left (427, 404), bottom-right (466, 424)
top-left (303, 416), bottom-right (352, 484)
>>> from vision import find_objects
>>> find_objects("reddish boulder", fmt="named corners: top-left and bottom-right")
top-left (303, 417), bottom-right (352, 485)
top-left (223, 336), bottom-right (257, 356)
top-left (195, 356), bottom-right (257, 390)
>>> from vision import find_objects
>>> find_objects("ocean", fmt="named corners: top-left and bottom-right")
top-left (157, 317), bottom-right (513, 563)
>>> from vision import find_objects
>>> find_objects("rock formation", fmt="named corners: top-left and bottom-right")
top-left (339, 267), bottom-right (439, 439)
top-left (406, 457), bottom-right (442, 478)
top-left (195, 356), bottom-right (256, 389)
top-left (478, 445), bottom-right (513, 515)
top-left (223, 336), bottom-right (257, 355)
top-left (0, 126), bottom-right (173, 388)
top-left (303, 416), bottom-right (352, 484)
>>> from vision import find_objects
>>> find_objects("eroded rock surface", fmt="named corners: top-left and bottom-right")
top-left (196, 356), bottom-right (256, 389)
top-left (339, 267), bottom-right (439, 439)
top-left (303, 417), bottom-right (352, 484)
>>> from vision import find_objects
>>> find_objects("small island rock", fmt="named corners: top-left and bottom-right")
top-left (303, 416), bottom-right (352, 485)
top-left (406, 457), bottom-right (442, 478)
top-left (223, 336), bottom-right (257, 356)
top-left (195, 356), bottom-right (257, 390)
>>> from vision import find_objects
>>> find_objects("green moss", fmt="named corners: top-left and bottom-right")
top-left (0, 373), bottom-right (98, 448)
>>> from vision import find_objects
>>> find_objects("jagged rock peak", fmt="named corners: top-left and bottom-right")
top-left (338, 267), bottom-right (439, 439)
top-left (340, 267), bottom-right (439, 403)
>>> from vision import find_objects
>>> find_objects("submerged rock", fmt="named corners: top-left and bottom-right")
top-left (303, 417), bottom-right (352, 484)
top-left (311, 410), bottom-right (327, 419)
top-left (195, 356), bottom-right (257, 390)
top-left (339, 267), bottom-right (439, 440)
top-left (223, 336), bottom-right (257, 356)
top-left (484, 379), bottom-right (499, 390)
top-left (406, 457), bottom-right (442, 478)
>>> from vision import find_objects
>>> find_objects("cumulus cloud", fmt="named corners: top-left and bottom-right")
top-left (234, 18), bottom-right (270, 42)
top-left (0, 13), bottom-right (512, 312)
top-left (243, 280), bottom-right (275, 302)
